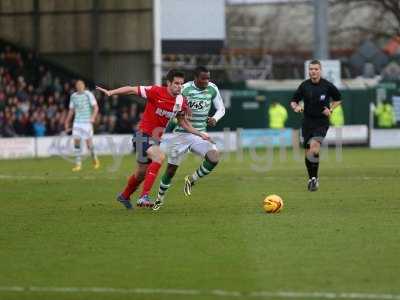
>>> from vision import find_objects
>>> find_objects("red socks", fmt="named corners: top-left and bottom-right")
top-left (122, 175), bottom-right (140, 199)
top-left (141, 162), bottom-right (162, 197)
top-left (121, 161), bottom-right (162, 199)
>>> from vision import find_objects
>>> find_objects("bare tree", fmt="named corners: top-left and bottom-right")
top-left (330, 0), bottom-right (400, 43)
top-left (226, 2), bottom-right (313, 51)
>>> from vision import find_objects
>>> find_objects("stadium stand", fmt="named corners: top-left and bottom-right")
top-left (0, 41), bottom-right (142, 137)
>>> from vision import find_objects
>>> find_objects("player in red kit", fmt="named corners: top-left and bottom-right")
top-left (96, 69), bottom-right (209, 209)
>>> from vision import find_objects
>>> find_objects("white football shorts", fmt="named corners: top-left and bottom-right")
top-left (72, 122), bottom-right (93, 140)
top-left (160, 132), bottom-right (217, 166)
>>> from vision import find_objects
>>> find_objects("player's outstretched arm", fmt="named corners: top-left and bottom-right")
top-left (96, 85), bottom-right (139, 97)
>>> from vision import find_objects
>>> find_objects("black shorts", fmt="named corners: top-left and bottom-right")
top-left (132, 131), bottom-right (159, 164)
top-left (301, 125), bottom-right (329, 149)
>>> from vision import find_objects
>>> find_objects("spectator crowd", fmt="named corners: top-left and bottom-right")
top-left (0, 44), bottom-right (142, 137)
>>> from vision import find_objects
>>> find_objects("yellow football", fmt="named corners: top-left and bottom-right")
top-left (263, 194), bottom-right (284, 213)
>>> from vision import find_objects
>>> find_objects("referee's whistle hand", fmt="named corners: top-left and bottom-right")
top-left (293, 106), bottom-right (303, 113)
top-left (290, 102), bottom-right (302, 113)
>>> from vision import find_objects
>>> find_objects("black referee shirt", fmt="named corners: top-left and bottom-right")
top-left (292, 78), bottom-right (341, 127)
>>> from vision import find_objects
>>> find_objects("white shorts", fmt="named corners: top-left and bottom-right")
top-left (72, 123), bottom-right (93, 140)
top-left (160, 132), bottom-right (217, 166)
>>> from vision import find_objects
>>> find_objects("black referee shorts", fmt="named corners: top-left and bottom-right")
top-left (301, 125), bottom-right (329, 149)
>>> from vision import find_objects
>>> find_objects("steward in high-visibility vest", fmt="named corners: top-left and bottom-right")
top-left (330, 105), bottom-right (344, 127)
top-left (375, 101), bottom-right (396, 128)
top-left (268, 102), bottom-right (288, 129)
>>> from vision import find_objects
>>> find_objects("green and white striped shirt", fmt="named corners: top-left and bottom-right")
top-left (69, 90), bottom-right (97, 124)
top-left (175, 81), bottom-right (225, 133)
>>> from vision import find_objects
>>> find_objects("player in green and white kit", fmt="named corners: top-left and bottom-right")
top-left (153, 66), bottom-right (225, 210)
top-left (65, 80), bottom-right (100, 172)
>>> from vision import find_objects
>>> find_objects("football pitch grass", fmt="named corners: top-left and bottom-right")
top-left (0, 148), bottom-right (399, 300)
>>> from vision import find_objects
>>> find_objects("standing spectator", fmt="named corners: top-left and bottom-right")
top-left (375, 100), bottom-right (396, 128)
top-left (268, 101), bottom-right (288, 129)
top-left (330, 105), bottom-right (345, 127)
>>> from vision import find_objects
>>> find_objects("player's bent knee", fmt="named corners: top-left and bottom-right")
top-left (206, 150), bottom-right (219, 164)
top-left (153, 152), bottom-right (165, 163)
top-left (311, 146), bottom-right (320, 155)
top-left (147, 147), bottom-right (165, 163)
top-left (309, 142), bottom-right (320, 153)
top-left (166, 165), bottom-right (178, 178)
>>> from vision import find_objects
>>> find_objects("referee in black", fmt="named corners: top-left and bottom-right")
top-left (290, 60), bottom-right (342, 191)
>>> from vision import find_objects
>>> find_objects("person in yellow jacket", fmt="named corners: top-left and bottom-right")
top-left (375, 100), bottom-right (396, 128)
top-left (329, 104), bottom-right (344, 127)
top-left (268, 101), bottom-right (288, 129)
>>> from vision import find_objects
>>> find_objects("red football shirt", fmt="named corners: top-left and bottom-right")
top-left (137, 85), bottom-right (188, 139)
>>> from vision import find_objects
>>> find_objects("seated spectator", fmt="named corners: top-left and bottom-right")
top-left (0, 43), bottom-right (142, 137)
top-left (32, 113), bottom-right (46, 137)
top-left (14, 112), bottom-right (32, 136)
top-left (107, 115), bottom-right (117, 134)
top-left (2, 117), bottom-right (17, 137)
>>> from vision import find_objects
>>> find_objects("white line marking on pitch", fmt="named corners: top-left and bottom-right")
top-left (0, 286), bottom-right (399, 299)
top-left (0, 174), bottom-right (119, 180)
top-left (0, 174), bottom-right (397, 181)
